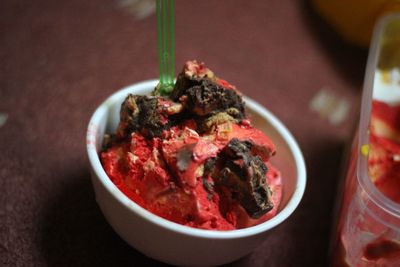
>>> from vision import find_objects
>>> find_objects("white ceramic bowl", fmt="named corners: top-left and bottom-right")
top-left (86, 80), bottom-right (306, 266)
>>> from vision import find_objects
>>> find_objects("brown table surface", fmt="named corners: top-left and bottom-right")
top-left (1, 0), bottom-right (367, 266)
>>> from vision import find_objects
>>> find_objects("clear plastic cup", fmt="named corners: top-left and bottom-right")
top-left (331, 14), bottom-right (400, 267)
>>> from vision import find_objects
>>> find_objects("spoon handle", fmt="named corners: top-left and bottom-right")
top-left (157, 0), bottom-right (175, 95)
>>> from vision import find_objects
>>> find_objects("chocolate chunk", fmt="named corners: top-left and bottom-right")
top-left (171, 61), bottom-right (245, 118)
top-left (101, 134), bottom-right (116, 151)
top-left (116, 94), bottom-right (182, 139)
top-left (116, 94), bottom-right (140, 138)
top-left (173, 78), bottom-right (246, 119)
top-left (170, 60), bottom-right (216, 101)
top-left (216, 138), bottom-right (273, 218)
top-left (203, 157), bottom-right (216, 177)
top-left (187, 80), bottom-right (244, 117)
top-left (170, 72), bottom-right (201, 101)
top-left (170, 62), bottom-right (247, 134)
top-left (202, 176), bottom-right (215, 199)
top-left (222, 138), bottom-right (254, 158)
top-left (136, 96), bottom-right (165, 138)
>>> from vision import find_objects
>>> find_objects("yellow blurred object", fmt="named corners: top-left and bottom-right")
top-left (312, 0), bottom-right (400, 47)
top-left (360, 144), bottom-right (369, 157)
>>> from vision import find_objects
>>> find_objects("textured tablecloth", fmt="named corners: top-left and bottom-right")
top-left (1, 0), bottom-right (367, 266)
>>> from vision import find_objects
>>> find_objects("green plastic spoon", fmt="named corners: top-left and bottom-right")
top-left (156, 0), bottom-right (175, 95)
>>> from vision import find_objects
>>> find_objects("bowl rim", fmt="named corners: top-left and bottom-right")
top-left (87, 79), bottom-right (306, 239)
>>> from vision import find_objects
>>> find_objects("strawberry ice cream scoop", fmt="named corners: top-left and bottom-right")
top-left (101, 60), bottom-right (283, 230)
top-left (369, 100), bottom-right (400, 204)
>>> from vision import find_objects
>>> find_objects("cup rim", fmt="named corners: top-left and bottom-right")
top-left (86, 79), bottom-right (306, 239)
